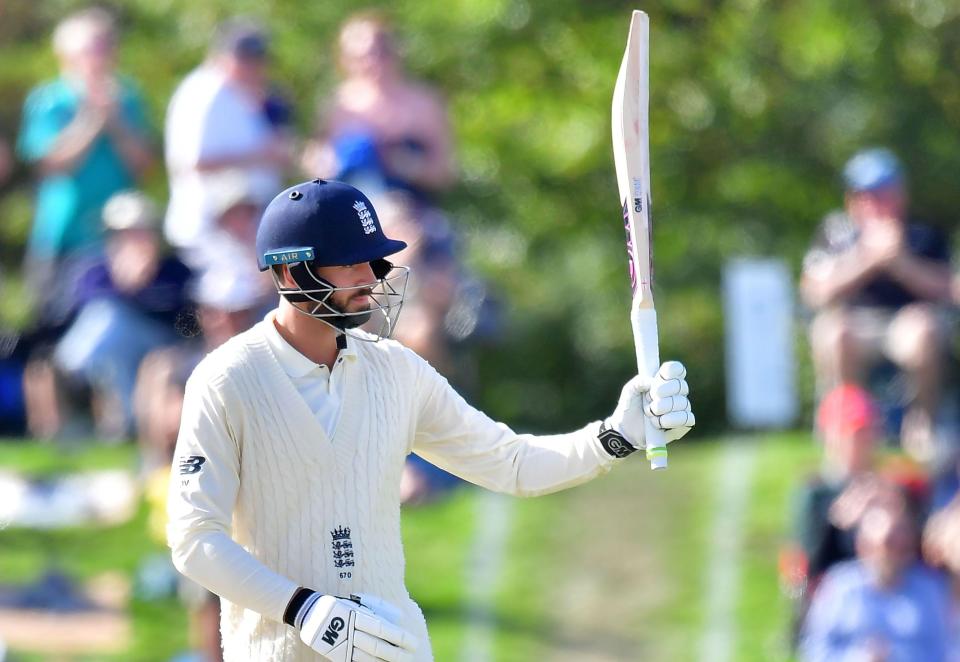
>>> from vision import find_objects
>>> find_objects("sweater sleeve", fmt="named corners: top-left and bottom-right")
top-left (167, 365), bottom-right (298, 623)
top-left (410, 354), bottom-right (620, 497)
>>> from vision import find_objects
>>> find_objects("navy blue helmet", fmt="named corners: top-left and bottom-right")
top-left (257, 179), bottom-right (406, 270)
top-left (256, 179), bottom-right (409, 340)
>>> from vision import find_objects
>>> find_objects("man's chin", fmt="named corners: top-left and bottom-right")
top-left (339, 310), bottom-right (374, 329)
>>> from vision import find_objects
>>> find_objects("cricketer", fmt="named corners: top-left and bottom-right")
top-left (167, 179), bottom-right (695, 662)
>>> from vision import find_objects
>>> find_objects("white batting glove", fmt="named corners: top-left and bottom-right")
top-left (295, 593), bottom-right (418, 662)
top-left (601, 361), bottom-right (695, 457)
top-left (350, 592), bottom-right (403, 625)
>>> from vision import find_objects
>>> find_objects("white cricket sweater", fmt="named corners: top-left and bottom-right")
top-left (167, 319), bottom-right (620, 661)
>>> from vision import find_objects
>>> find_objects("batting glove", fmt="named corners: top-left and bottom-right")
top-left (293, 591), bottom-right (418, 662)
top-left (600, 361), bottom-right (695, 457)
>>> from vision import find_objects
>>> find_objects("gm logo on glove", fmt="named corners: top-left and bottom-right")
top-left (321, 616), bottom-right (345, 645)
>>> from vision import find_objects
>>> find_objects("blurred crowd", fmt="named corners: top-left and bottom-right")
top-left (783, 148), bottom-right (960, 660)
top-left (0, 8), bottom-right (495, 661)
top-left (6, 6), bottom-right (960, 662)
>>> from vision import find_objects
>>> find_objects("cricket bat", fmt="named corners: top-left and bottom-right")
top-left (611, 10), bottom-right (668, 470)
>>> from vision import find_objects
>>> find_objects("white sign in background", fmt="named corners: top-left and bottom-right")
top-left (722, 258), bottom-right (798, 429)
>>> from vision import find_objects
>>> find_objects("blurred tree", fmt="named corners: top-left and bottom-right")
top-left (2, 0), bottom-right (959, 432)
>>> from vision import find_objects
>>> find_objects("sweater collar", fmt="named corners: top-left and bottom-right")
top-left (261, 311), bottom-right (357, 379)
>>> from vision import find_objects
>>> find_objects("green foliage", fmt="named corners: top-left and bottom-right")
top-left (3, 0), bottom-right (960, 430)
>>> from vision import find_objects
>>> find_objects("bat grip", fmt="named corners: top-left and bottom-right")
top-left (632, 307), bottom-right (668, 470)
top-left (645, 418), bottom-right (668, 470)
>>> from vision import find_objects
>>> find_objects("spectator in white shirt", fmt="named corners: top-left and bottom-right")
top-left (164, 17), bottom-right (293, 266)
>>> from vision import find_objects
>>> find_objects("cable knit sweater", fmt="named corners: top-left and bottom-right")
top-left (167, 319), bottom-right (620, 661)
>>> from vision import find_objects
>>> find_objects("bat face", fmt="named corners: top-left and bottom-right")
top-left (621, 192), bottom-right (653, 297)
top-left (611, 11), bottom-right (653, 307)
top-left (622, 201), bottom-right (637, 293)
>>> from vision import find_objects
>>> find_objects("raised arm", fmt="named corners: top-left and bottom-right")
top-left (104, 110), bottom-right (153, 178)
top-left (36, 110), bottom-right (107, 174)
top-left (410, 355), bottom-right (693, 497)
top-left (801, 247), bottom-right (882, 309)
top-left (18, 85), bottom-right (107, 175)
top-left (803, 217), bottom-right (953, 308)
top-left (885, 250), bottom-right (952, 302)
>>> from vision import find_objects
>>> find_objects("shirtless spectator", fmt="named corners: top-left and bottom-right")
top-left (301, 12), bottom-right (455, 201)
top-left (801, 148), bottom-right (953, 458)
top-left (164, 17), bottom-right (293, 267)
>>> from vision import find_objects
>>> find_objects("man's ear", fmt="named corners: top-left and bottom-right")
top-left (274, 264), bottom-right (296, 288)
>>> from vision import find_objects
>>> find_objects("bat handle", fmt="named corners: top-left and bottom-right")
top-left (632, 307), bottom-right (668, 470)
top-left (645, 420), bottom-right (669, 470)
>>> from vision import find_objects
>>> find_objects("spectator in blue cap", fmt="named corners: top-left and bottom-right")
top-left (801, 148), bottom-right (954, 467)
top-left (842, 148), bottom-right (904, 192)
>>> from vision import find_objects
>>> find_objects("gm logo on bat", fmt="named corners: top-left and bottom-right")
top-left (632, 178), bottom-right (644, 212)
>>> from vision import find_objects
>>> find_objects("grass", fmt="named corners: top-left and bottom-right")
top-left (0, 440), bottom-right (187, 662)
top-left (0, 432), bottom-right (822, 661)
top-left (735, 431), bottom-right (818, 662)
top-left (476, 434), bottom-right (821, 661)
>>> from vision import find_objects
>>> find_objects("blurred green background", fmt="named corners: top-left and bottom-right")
top-left (1, 1), bottom-right (959, 659)
top-left (0, 433), bottom-right (820, 661)
top-left (2, 0), bottom-right (957, 432)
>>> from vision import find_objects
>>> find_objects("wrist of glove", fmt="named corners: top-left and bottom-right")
top-left (287, 588), bottom-right (418, 662)
top-left (600, 361), bottom-right (695, 458)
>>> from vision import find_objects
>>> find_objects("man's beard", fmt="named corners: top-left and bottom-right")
top-left (323, 289), bottom-right (374, 329)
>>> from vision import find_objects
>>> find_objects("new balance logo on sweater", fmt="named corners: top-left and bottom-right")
top-left (179, 455), bottom-right (206, 475)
